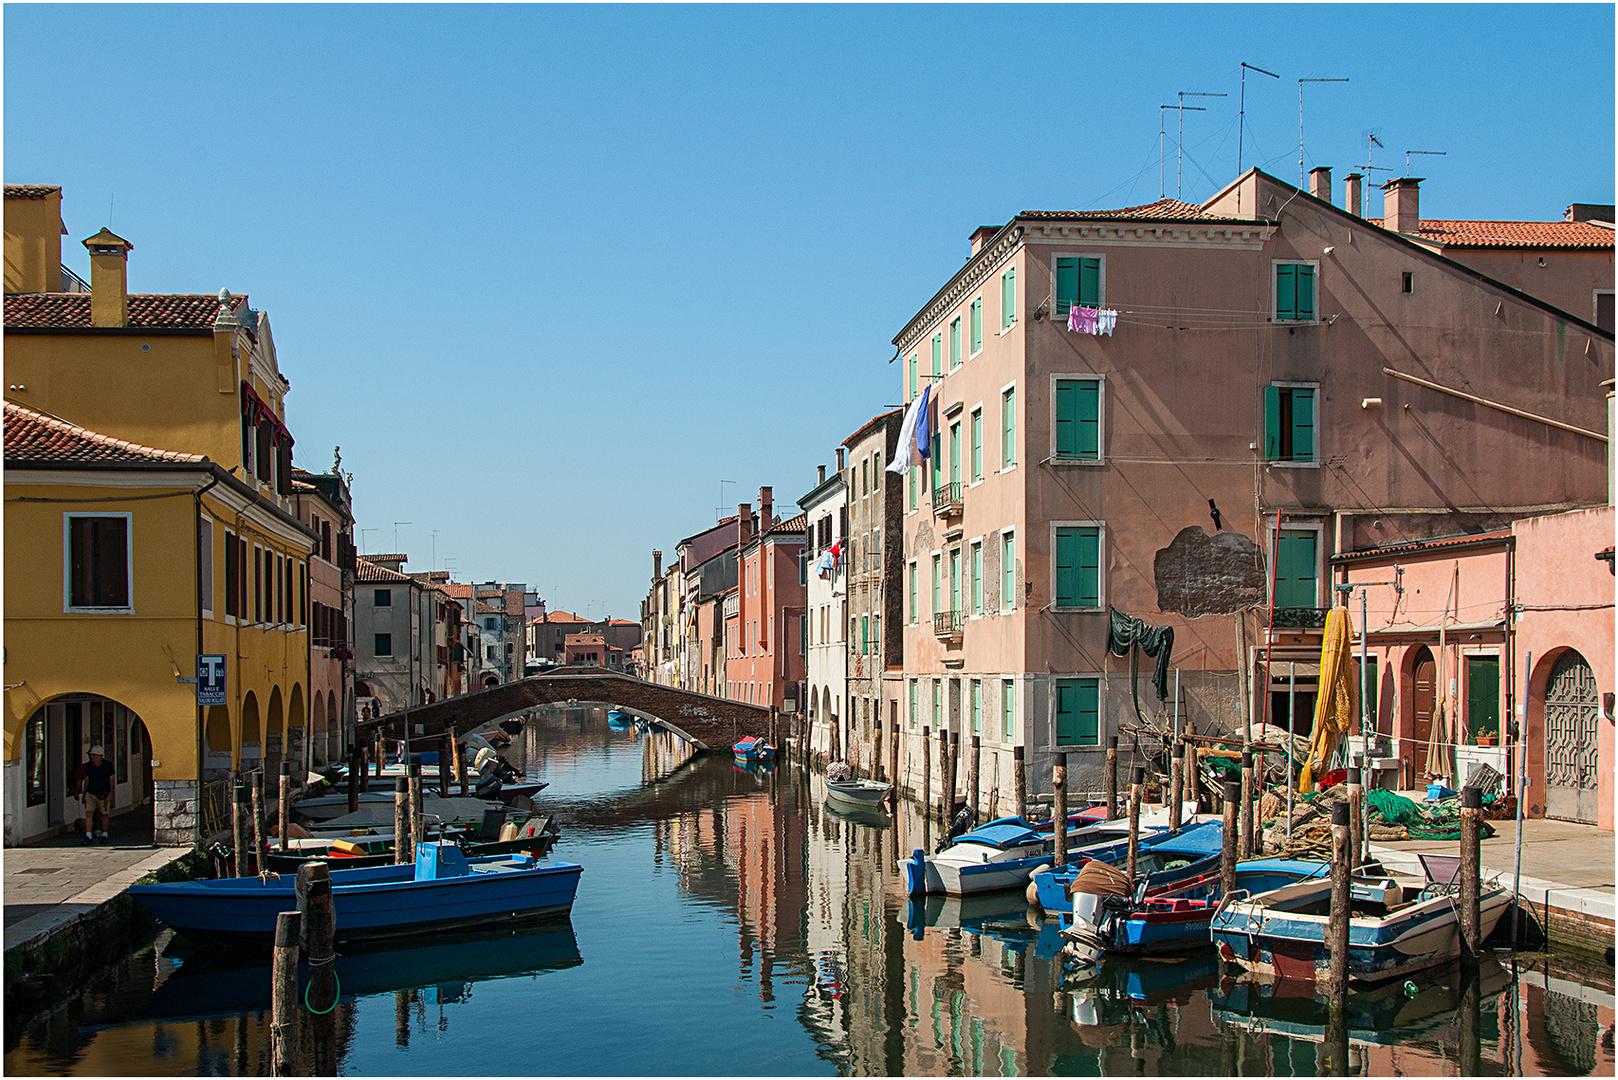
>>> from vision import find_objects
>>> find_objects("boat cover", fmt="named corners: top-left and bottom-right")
top-left (954, 822), bottom-right (1043, 849)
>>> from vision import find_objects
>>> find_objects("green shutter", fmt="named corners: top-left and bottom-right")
top-left (1055, 678), bottom-right (1100, 747)
top-left (1055, 257), bottom-right (1078, 315)
top-left (1055, 380), bottom-right (1099, 460)
top-left (908, 564), bottom-right (917, 621)
top-left (1001, 388), bottom-right (1015, 468)
top-left (931, 432), bottom-right (942, 490)
top-left (971, 410), bottom-right (982, 481)
top-left (950, 549), bottom-right (961, 611)
top-left (1002, 268), bottom-right (1015, 328)
top-left (1055, 382), bottom-right (1076, 458)
top-left (932, 555), bottom-right (941, 613)
top-left (1275, 530), bottom-right (1318, 609)
top-left (1077, 380), bottom-right (1099, 459)
top-left (861, 615), bottom-right (869, 655)
top-left (949, 422), bottom-right (960, 484)
top-left (1291, 387), bottom-right (1315, 462)
top-left (1056, 527), bottom-right (1099, 607)
top-left (950, 319), bottom-right (961, 369)
top-left (1079, 257), bottom-right (1100, 307)
top-left (1077, 527), bottom-right (1099, 606)
top-left (1002, 681), bottom-right (1013, 739)
top-left (1055, 681), bottom-right (1078, 745)
top-left (1276, 264), bottom-right (1296, 321)
top-left (1055, 528), bottom-right (1077, 606)
top-left (972, 543), bottom-right (982, 613)
top-left (1296, 264), bottom-right (1315, 320)
top-left (1263, 385), bottom-right (1282, 461)
top-left (1002, 533), bottom-right (1015, 610)
top-left (971, 299), bottom-right (982, 352)
top-left (1466, 656), bottom-right (1500, 741)
top-left (908, 355), bottom-right (917, 401)
top-left (971, 680), bottom-right (982, 733)
top-left (909, 681), bottom-right (918, 728)
top-left (1077, 679), bottom-right (1099, 744)
top-left (932, 334), bottom-right (942, 377)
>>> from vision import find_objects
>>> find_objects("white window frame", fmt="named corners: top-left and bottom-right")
top-left (1263, 515), bottom-right (1326, 610)
top-left (1050, 251), bottom-right (1106, 312)
top-left (999, 528), bottom-right (1016, 613)
top-left (969, 296), bottom-right (984, 358)
top-left (999, 379), bottom-right (1018, 474)
top-left (199, 514), bottom-right (214, 618)
top-left (1048, 372), bottom-right (1107, 467)
top-left (1000, 266), bottom-right (1017, 334)
top-left (1268, 380), bottom-right (1322, 470)
top-left (1271, 259), bottom-right (1321, 325)
top-left (63, 511), bottom-right (134, 613)
top-left (1049, 519), bottom-right (1107, 613)
top-left (968, 403), bottom-right (984, 485)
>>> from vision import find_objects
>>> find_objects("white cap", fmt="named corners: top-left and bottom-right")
top-left (89, 745), bottom-right (105, 756)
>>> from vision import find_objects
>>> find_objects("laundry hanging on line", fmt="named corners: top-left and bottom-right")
top-left (885, 383), bottom-right (933, 474)
top-left (1067, 305), bottom-right (1117, 336)
top-left (815, 540), bottom-right (842, 579)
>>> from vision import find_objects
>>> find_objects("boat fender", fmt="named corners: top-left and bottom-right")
top-left (906, 849), bottom-right (927, 896)
top-left (1026, 864), bottom-right (1052, 907)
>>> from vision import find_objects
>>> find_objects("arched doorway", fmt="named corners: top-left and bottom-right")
top-left (287, 684), bottom-right (306, 777)
top-left (240, 691), bottom-right (261, 770)
top-left (13, 696), bottom-right (154, 845)
top-left (265, 686), bottom-right (285, 781)
top-left (1544, 649), bottom-right (1600, 823)
top-left (1409, 646), bottom-right (1436, 782)
top-left (311, 693), bottom-right (327, 767)
top-left (328, 691), bottom-right (339, 766)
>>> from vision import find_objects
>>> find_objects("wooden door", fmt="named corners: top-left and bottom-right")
top-left (1411, 647), bottom-right (1436, 781)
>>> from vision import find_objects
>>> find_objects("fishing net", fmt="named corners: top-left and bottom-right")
top-left (1366, 788), bottom-right (1495, 842)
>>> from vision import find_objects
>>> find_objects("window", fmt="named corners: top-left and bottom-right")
top-left (930, 431), bottom-right (942, 495)
top-left (1001, 266), bottom-right (1016, 329)
top-left (375, 588), bottom-right (392, 607)
top-left (1264, 385), bottom-right (1317, 463)
top-left (860, 615), bottom-right (869, 656)
top-left (1273, 529), bottom-right (1318, 610)
top-left (199, 518), bottom-right (213, 617)
top-left (932, 679), bottom-right (942, 728)
top-left (949, 317), bottom-right (962, 370)
top-left (949, 548), bottom-right (961, 612)
top-left (970, 297), bottom-right (983, 354)
top-left (908, 562), bottom-right (918, 623)
top-left (1354, 655), bottom-right (1381, 729)
top-left (299, 563), bottom-right (307, 626)
top-left (1274, 262), bottom-right (1317, 321)
top-left (1001, 386), bottom-right (1016, 468)
top-left (1596, 291), bottom-right (1615, 333)
top-left (66, 514), bottom-right (130, 610)
top-left (873, 614), bottom-right (880, 655)
top-left (932, 333), bottom-right (942, 379)
top-left (1054, 678), bottom-right (1101, 746)
top-left (24, 709), bottom-right (45, 807)
top-left (1054, 378), bottom-right (1101, 461)
top-left (1001, 532), bottom-right (1016, 611)
top-left (1054, 526), bottom-right (1102, 609)
top-left (971, 541), bottom-right (983, 615)
top-left (908, 354), bottom-right (920, 401)
top-left (1001, 680), bottom-right (1015, 741)
top-left (1055, 255), bottom-right (1101, 315)
top-left (224, 531), bottom-right (240, 618)
top-left (909, 680), bottom-right (918, 729)
top-left (971, 679), bottom-right (982, 734)
top-left (949, 421), bottom-right (961, 487)
top-left (909, 464), bottom-right (918, 511)
top-left (970, 408), bottom-right (982, 482)
top-left (1401, 271), bottom-right (1413, 294)
top-left (375, 632), bottom-right (393, 657)
top-left (862, 458), bottom-right (870, 497)
top-left (931, 554), bottom-right (941, 616)
top-left (1466, 655), bottom-right (1500, 741)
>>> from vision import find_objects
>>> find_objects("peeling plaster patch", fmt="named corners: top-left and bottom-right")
top-left (915, 521), bottom-right (936, 554)
top-left (1154, 526), bottom-right (1266, 616)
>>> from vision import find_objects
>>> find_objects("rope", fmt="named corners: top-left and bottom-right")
top-left (304, 968), bottom-right (341, 1015)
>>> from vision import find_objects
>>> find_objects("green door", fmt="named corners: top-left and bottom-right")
top-left (1054, 679), bottom-right (1099, 747)
top-left (1274, 530), bottom-right (1318, 610)
top-left (1466, 655), bottom-right (1500, 742)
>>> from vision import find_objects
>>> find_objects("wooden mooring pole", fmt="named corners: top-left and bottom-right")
top-left (921, 727), bottom-right (932, 821)
top-left (455, 740), bottom-right (469, 798)
top-left (409, 758), bottom-right (424, 854)
top-left (1460, 784), bottom-right (1483, 957)
top-left (1328, 800), bottom-right (1352, 994)
top-left (1014, 745), bottom-right (1027, 821)
top-left (348, 747), bottom-right (362, 812)
top-left (969, 736), bottom-right (981, 821)
top-left (1126, 767), bottom-right (1144, 883)
top-left (439, 734), bottom-right (452, 798)
top-left (1220, 778), bottom-right (1239, 901)
top-left (278, 762), bottom-right (291, 852)
top-left (298, 861), bottom-right (338, 1076)
top-left (1239, 748), bottom-right (1254, 859)
top-left (1169, 740), bottom-right (1184, 832)
top-left (937, 727), bottom-right (950, 822)
top-left (270, 910), bottom-right (301, 1076)
top-left (358, 742), bottom-right (370, 794)
top-left (233, 778), bottom-right (249, 877)
top-left (1052, 751), bottom-right (1069, 868)
top-left (393, 777), bottom-right (410, 864)
top-left (1104, 736), bottom-right (1119, 820)
top-left (250, 772), bottom-right (266, 876)
top-left (889, 720), bottom-right (900, 805)
top-left (1346, 763), bottom-right (1364, 870)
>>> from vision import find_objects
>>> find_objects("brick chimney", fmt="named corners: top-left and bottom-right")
top-left (817, 464), bottom-right (826, 485)
top-left (1309, 167), bottom-right (1333, 203)
top-left (1383, 177), bottom-right (1423, 234)
top-left (82, 228), bottom-right (132, 327)
top-left (758, 486), bottom-right (773, 529)
top-left (969, 225), bottom-right (998, 256)
top-left (652, 550), bottom-right (662, 579)
top-left (835, 448), bottom-right (845, 473)
top-left (737, 504), bottom-right (753, 547)
top-left (1343, 172), bottom-right (1364, 217)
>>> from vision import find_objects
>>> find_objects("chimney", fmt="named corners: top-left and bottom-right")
top-left (817, 464), bottom-right (826, 485)
top-left (969, 225), bottom-right (999, 256)
top-left (82, 228), bottom-right (132, 328)
top-left (737, 504), bottom-right (753, 547)
top-left (758, 486), bottom-right (773, 528)
top-left (652, 550), bottom-right (662, 579)
top-left (1382, 177), bottom-right (1423, 234)
top-left (1567, 203), bottom-right (1617, 224)
top-left (1309, 166), bottom-right (1332, 203)
top-left (835, 448), bottom-right (845, 473)
top-left (1343, 172), bottom-right (1364, 217)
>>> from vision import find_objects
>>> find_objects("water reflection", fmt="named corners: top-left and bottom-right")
top-left (6, 707), bottom-right (1614, 1076)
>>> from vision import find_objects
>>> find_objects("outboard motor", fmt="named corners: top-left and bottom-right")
top-left (474, 774), bottom-right (503, 800)
top-left (933, 805), bottom-right (977, 853)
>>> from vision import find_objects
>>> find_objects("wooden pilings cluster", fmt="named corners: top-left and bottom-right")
top-left (270, 862), bottom-right (339, 1075)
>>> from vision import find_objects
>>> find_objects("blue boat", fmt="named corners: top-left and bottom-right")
top-left (607, 710), bottom-right (632, 730)
top-left (733, 737), bottom-right (775, 764)
top-left (1031, 820), bottom-right (1225, 913)
top-left (129, 842), bottom-right (583, 946)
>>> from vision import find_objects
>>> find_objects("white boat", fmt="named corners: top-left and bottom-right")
top-left (825, 777), bottom-right (891, 810)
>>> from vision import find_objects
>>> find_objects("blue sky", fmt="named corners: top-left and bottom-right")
top-left (7, 4), bottom-right (1613, 620)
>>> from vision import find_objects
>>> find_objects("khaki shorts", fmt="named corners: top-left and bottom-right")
top-left (83, 793), bottom-right (112, 815)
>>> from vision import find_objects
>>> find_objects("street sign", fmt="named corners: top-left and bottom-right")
top-left (197, 654), bottom-right (227, 706)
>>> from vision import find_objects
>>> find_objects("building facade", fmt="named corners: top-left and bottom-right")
top-left (730, 488), bottom-right (808, 715)
top-left (799, 461), bottom-right (847, 758)
top-left (292, 468), bottom-right (357, 768)
top-left (843, 409), bottom-right (905, 774)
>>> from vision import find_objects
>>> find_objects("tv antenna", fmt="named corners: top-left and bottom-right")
top-left (1176, 90), bottom-right (1227, 198)
top-left (1159, 103), bottom-right (1206, 199)
top-left (1237, 62), bottom-right (1280, 177)
top-left (717, 479), bottom-right (736, 521)
top-left (1298, 77), bottom-right (1349, 187)
top-left (1405, 148), bottom-right (1447, 175)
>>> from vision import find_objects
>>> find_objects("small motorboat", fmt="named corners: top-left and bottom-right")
top-left (262, 816), bottom-right (559, 873)
top-left (1209, 857), bottom-right (1511, 984)
top-left (1031, 820), bottom-right (1225, 914)
top-left (131, 841), bottom-right (583, 946)
top-left (825, 777), bottom-right (891, 811)
top-left (499, 718), bottom-right (525, 735)
top-left (733, 737), bottom-right (776, 764)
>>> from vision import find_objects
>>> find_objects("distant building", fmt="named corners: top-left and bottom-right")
top-left (730, 487), bottom-right (807, 715)
top-left (843, 408), bottom-right (905, 773)
top-left (799, 457), bottom-right (848, 758)
top-left (292, 467), bottom-right (357, 767)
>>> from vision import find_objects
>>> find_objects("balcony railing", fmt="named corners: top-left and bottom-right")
top-left (932, 482), bottom-right (963, 518)
top-left (932, 609), bottom-right (963, 644)
top-left (1271, 606), bottom-right (1332, 629)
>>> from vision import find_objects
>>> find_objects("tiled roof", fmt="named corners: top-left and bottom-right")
top-left (4, 400), bottom-right (205, 465)
top-left (538, 610), bottom-right (588, 624)
top-left (475, 600), bottom-right (501, 615)
top-left (1372, 218), bottom-right (1614, 249)
top-left (5, 185), bottom-right (60, 200)
top-left (366, 553), bottom-right (408, 564)
top-left (768, 512), bottom-right (808, 536)
top-left (4, 292), bottom-right (246, 327)
top-left (1021, 199), bottom-right (1209, 221)
top-left (292, 478), bottom-right (318, 492)
top-left (609, 618), bottom-right (638, 625)
top-left (565, 633), bottom-right (605, 646)
top-left (444, 583), bottom-right (474, 600)
top-left (355, 558), bottom-right (413, 584)
top-left (1333, 530), bottom-right (1513, 563)
top-left (844, 406), bottom-right (905, 448)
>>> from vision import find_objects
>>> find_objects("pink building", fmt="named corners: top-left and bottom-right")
top-left (563, 632), bottom-right (606, 667)
top-left (291, 470), bottom-right (355, 768)
top-left (729, 487), bottom-right (807, 714)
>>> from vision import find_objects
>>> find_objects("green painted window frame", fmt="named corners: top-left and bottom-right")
top-left (949, 421), bottom-right (961, 485)
top-left (949, 548), bottom-right (961, 613)
top-left (971, 679), bottom-right (982, 734)
top-left (1275, 262), bottom-right (1317, 322)
top-left (910, 465), bottom-right (918, 510)
top-left (908, 355), bottom-right (918, 401)
top-left (1263, 384), bottom-right (1316, 463)
top-left (971, 542), bottom-right (983, 614)
top-left (970, 408), bottom-right (982, 482)
top-left (931, 554), bottom-right (941, 617)
top-left (1466, 655), bottom-right (1500, 741)
top-left (909, 680), bottom-right (918, 729)
top-left (1054, 677), bottom-right (1101, 747)
top-left (1054, 378), bottom-right (1101, 461)
top-left (1055, 255), bottom-right (1101, 315)
top-left (1273, 528), bottom-right (1319, 610)
top-left (949, 317), bottom-right (961, 370)
top-left (1001, 387), bottom-right (1015, 468)
top-left (861, 615), bottom-right (869, 655)
top-left (908, 562), bottom-right (918, 623)
top-left (1001, 532), bottom-right (1015, 611)
top-left (1001, 680), bottom-right (1014, 741)
top-left (970, 298), bottom-right (983, 353)
top-left (1001, 267), bottom-right (1016, 329)
top-left (932, 679), bottom-right (942, 727)
top-left (1054, 525), bottom-right (1102, 609)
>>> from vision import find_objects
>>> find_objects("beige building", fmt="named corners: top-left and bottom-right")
top-left (892, 167), bottom-right (1613, 815)
top-left (842, 409), bottom-right (904, 774)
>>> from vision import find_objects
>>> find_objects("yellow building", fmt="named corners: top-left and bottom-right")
top-left (3, 184), bottom-right (315, 846)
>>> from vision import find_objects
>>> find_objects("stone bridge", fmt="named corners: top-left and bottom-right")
top-left (356, 669), bottom-right (778, 752)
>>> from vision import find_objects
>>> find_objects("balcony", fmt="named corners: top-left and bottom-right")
top-left (932, 609), bottom-right (963, 646)
top-left (1271, 607), bottom-right (1331, 630)
top-left (932, 482), bottom-right (963, 519)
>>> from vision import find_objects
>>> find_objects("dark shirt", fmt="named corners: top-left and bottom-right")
top-left (78, 759), bottom-right (116, 797)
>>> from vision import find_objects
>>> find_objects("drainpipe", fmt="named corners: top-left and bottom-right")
top-left (1504, 536), bottom-right (1517, 785)
top-left (193, 474), bottom-right (220, 846)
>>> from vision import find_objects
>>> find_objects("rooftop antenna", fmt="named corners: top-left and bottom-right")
top-left (1238, 62), bottom-right (1280, 180)
top-left (360, 527), bottom-right (377, 555)
top-left (1159, 103), bottom-right (1206, 199)
top-left (1405, 148), bottom-right (1447, 176)
top-left (393, 521), bottom-right (412, 554)
top-left (431, 529), bottom-right (439, 572)
top-left (1177, 90), bottom-right (1227, 199)
top-left (717, 479), bottom-right (736, 522)
top-left (1298, 77), bottom-right (1349, 187)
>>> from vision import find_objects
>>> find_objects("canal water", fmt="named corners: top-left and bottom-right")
top-left (7, 707), bottom-right (1615, 1076)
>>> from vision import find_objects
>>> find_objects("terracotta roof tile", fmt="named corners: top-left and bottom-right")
top-left (4, 185), bottom-right (60, 200)
top-left (3, 401), bottom-right (205, 465)
top-left (768, 512), bottom-right (808, 536)
top-left (538, 610), bottom-right (588, 624)
top-left (844, 406), bottom-right (905, 448)
top-left (565, 632), bottom-right (605, 646)
top-left (1021, 199), bottom-right (1209, 221)
top-left (444, 583), bottom-right (474, 599)
top-left (1372, 218), bottom-right (1614, 249)
top-left (1333, 530), bottom-right (1513, 562)
top-left (355, 558), bottom-right (414, 584)
top-left (4, 292), bottom-right (246, 327)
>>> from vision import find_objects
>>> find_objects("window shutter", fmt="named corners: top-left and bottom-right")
top-left (1002, 388), bottom-right (1015, 468)
top-left (1055, 257), bottom-right (1078, 315)
top-left (1077, 679), bottom-right (1100, 744)
top-left (1275, 530), bottom-right (1319, 609)
top-left (1263, 385), bottom-right (1282, 461)
top-left (1076, 527), bottom-right (1100, 607)
top-left (1275, 264), bottom-right (1295, 320)
top-left (1055, 681), bottom-right (1078, 745)
top-left (1002, 534), bottom-right (1015, 610)
top-left (1079, 257), bottom-right (1101, 307)
top-left (971, 299), bottom-right (982, 352)
top-left (1002, 268), bottom-right (1015, 328)
top-left (1055, 381), bottom-right (1076, 458)
top-left (1296, 264), bottom-right (1315, 320)
top-left (1291, 387), bottom-right (1315, 461)
top-left (1077, 380), bottom-right (1100, 459)
top-left (932, 334), bottom-right (942, 377)
top-left (1055, 527), bottom-right (1077, 606)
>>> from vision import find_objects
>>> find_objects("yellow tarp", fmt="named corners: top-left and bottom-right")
top-left (1299, 606), bottom-right (1357, 792)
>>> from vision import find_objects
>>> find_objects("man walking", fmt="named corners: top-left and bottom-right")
top-left (76, 745), bottom-right (116, 844)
